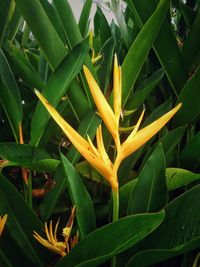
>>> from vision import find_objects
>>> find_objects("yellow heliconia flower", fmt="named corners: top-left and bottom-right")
top-left (0, 214), bottom-right (8, 236)
top-left (35, 55), bottom-right (181, 191)
top-left (35, 89), bottom-right (116, 189)
top-left (33, 207), bottom-right (78, 257)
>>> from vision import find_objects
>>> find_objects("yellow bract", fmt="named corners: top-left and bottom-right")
top-left (35, 54), bottom-right (181, 191)
top-left (33, 207), bottom-right (78, 257)
top-left (0, 214), bottom-right (8, 236)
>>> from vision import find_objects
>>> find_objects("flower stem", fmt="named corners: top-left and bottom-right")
top-left (112, 188), bottom-right (119, 222)
top-left (111, 188), bottom-right (119, 267)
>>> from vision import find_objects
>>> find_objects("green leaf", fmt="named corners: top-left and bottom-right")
top-left (7, 4), bottom-right (23, 42)
top-left (30, 39), bottom-right (89, 146)
top-left (0, 49), bottom-right (22, 140)
top-left (173, 66), bottom-right (200, 126)
top-left (180, 131), bottom-right (200, 171)
top-left (125, 184), bottom-right (200, 266)
top-left (9, 45), bottom-right (45, 90)
top-left (15, 0), bottom-right (67, 69)
top-left (0, 142), bottom-right (59, 173)
top-left (182, 9), bottom-right (200, 70)
top-left (61, 153), bottom-right (96, 238)
top-left (94, 6), bottom-right (111, 45)
top-left (166, 168), bottom-right (200, 191)
top-left (78, 0), bottom-right (93, 38)
top-left (126, 68), bottom-right (165, 110)
top-left (140, 125), bottom-right (187, 169)
top-left (122, 0), bottom-right (171, 106)
top-left (55, 211), bottom-right (165, 267)
top-left (0, 0), bottom-right (14, 48)
top-left (52, 0), bottom-right (82, 49)
top-left (126, 0), bottom-right (188, 93)
top-left (127, 144), bottom-right (167, 214)
top-left (0, 249), bottom-right (13, 267)
top-left (0, 173), bottom-right (49, 266)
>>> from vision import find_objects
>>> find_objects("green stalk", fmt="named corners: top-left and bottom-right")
top-left (111, 188), bottom-right (119, 267)
top-left (112, 188), bottom-right (119, 222)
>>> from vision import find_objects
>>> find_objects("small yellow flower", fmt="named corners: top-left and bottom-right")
top-left (35, 55), bottom-right (181, 191)
top-left (0, 214), bottom-right (8, 236)
top-left (33, 207), bottom-right (78, 257)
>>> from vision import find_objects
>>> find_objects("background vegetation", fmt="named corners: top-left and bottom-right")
top-left (0, 0), bottom-right (200, 266)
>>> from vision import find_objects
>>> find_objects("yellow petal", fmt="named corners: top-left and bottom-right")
top-left (35, 89), bottom-right (89, 151)
top-left (54, 219), bottom-right (60, 243)
top-left (121, 103), bottom-right (182, 159)
top-left (49, 221), bottom-right (56, 245)
top-left (83, 66), bottom-right (118, 139)
top-left (45, 222), bottom-right (53, 244)
top-left (87, 135), bottom-right (99, 157)
top-left (96, 125), bottom-right (112, 167)
top-left (126, 109), bottom-right (145, 141)
top-left (0, 214), bottom-right (8, 236)
top-left (113, 55), bottom-right (121, 123)
top-left (33, 231), bottom-right (66, 256)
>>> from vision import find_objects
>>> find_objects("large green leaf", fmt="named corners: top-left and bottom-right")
top-left (122, 0), bottom-right (171, 106)
top-left (0, 142), bottom-right (59, 173)
top-left (126, 68), bottom-right (165, 110)
top-left (55, 211), bottom-right (165, 267)
top-left (180, 131), bottom-right (200, 171)
top-left (127, 144), bottom-right (167, 214)
top-left (78, 0), bottom-right (92, 38)
top-left (0, 173), bottom-right (50, 266)
top-left (61, 153), bottom-right (96, 238)
top-left (0, 50), bottom-right (23, 140)
top-left (182, 9), bottom-right (200, 70)
top-left (166, 168), bottom-right (200, 191)
top-left (0, 0), bottom-right (13, 48)
top-left (173, 66), bottom-right (200, 126)
top-left (52, 0), bottom-right (82, 49)
top-left (30, 39), bottom-right (89, 146)
top-left (140, 125), bottom-right (186, 169)
top-left (126, 0), bottom-right (188, 93)
top-left (94, 6), bottom-right (111, 46)
top-left (125, 184), bottom-right (200, 266)
top-left (15, 0), bottom-right (67, 69)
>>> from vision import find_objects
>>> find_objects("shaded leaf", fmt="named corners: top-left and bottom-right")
top-left (127, 144), bottom-right (167, 214)
top-left (126, 184), bottom-right (200, 266)
top-left (0, 142), bottom-right (59, 173)
top-left (173, 66), bottom-right (200, 126)
top-left (122, 0), bottom-right (171, 106)
top-left (61, 153), bottom-right (96, 238)
top-left (166, 168), bottom-right (200, 191)
top-left (0, 173), bottom-right (49, 266)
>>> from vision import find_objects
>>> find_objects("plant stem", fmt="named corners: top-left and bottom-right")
top-left (112, 188), bottom-right (119, 222)
top-left (111, 188), bottom-right (119, 267)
